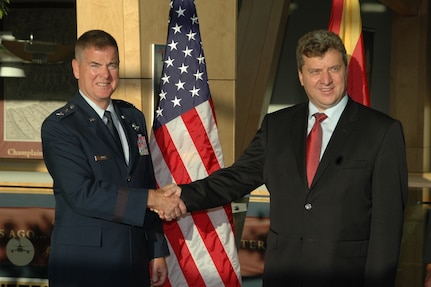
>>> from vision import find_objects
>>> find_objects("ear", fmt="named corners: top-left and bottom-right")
top-left (298, 70), bottom-right (304, 86)
top-left (71, 59), bottom-right (79, 79)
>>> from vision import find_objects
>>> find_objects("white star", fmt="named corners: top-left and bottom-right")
top-left (197, 54), bottom-right (205, 64)
top-left (193, 70), bottom-right (204, 80)
top-left (159, 90), bottom-right (167, 100)
top-left (189, 86), bottom-right (200, 97)
top-left (175, 79), bottom-right (185, 90)
top-left (186, 30), bottom-right (196, 41)
top-left (176, 6), bottom-right (186, 17)
top-left (171, 96), bottom-right (182, 107)
top-left (182, 46), bottom-right (193, 58)
top-left (161, 73), bottom-right (170, 84)
top-left (164, 56), bottom-right (174, 67)
top-left (168, 40), bottom-right (178, 51)
top-left (171, 23), bottom-right (182, 34)
top-left (155, 107), bottom-right (163, 117)
top-left (191, 15), bottom-right (198, 24)
top-left (178, 63), bottom-right (189, 74)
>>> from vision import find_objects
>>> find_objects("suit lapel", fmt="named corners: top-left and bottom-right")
top-left (288, 104), bottom-right (309, 188)
top-left (311, 98), bottom-right (359, 187)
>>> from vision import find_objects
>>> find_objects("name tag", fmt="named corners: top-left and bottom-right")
top-left (94, 155), bottom-right (111, 161)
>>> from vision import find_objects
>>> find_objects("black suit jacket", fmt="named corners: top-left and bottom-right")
top-left (424, 210), bottom-right (431, 265)
top-left (180, 97), bottom-right (408, 287)
top-left (42, 93), bottom-right (168, 287)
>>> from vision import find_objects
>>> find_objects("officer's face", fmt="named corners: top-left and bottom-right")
top-left (298, 48), bottom-right (347, 112)
top-left (72, 46), bottom-right (119, 109)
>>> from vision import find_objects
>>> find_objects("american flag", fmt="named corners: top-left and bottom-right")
top-left (149, 0), bottom-right (241, 286)
top-left (328, 0), bottom-right (370, 106)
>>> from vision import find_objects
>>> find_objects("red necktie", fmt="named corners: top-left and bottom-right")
top-left (306, 113), bottom-right (327, 187)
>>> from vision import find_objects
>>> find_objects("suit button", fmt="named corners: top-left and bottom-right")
top-left (304, 203), bottom-right (312, 210)
top-left (127, 176), bottom-right (132, 182)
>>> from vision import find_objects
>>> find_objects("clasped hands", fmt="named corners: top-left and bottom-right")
top-left (148, 184), bottom-right (187, 221)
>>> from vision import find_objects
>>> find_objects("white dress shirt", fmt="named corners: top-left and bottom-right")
top-left (307, 94), bottom-right (348, 159)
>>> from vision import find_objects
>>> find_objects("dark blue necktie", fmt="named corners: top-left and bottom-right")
top-left (104, 110), bottom-right (123, 152)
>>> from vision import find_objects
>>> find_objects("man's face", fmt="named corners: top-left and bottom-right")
top-left (72, 46), bottom-right (119, 109)
top-left (298, 48), bottom-right (347, 111)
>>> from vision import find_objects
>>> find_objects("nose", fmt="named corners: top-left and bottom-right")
top-left (320, 70), bottom-right (333, 85)
top-left (100, 65), bottom-right (111, 78)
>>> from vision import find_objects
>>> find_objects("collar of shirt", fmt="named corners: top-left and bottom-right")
top-left (307, 94), bottom-right (348, 134)
top-left (307, 94), bottom-right (348, 158)
top-left (79, 91), bottom-right (113, 120)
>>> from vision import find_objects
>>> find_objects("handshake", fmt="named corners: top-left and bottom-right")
top-left (148, 184), bottom-right (187, 221)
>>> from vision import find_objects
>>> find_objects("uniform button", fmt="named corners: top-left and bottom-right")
top-left (304, 203), bottom-right (312, 210)
top-left (127, 176), bottom-right (132, 182)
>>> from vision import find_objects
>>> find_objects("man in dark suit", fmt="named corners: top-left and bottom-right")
top-left (153, 30), bottom-right (408, 287)
top-left (42, 30), bottom-right (169, 287)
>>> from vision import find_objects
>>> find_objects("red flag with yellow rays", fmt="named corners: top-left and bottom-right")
top-left (329, 0), bottom-right (370, 107)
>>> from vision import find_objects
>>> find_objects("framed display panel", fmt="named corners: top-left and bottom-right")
top-left (238, 188), bottom-right (270, 279)
top-left (0, 2), bottom-right (77, 159)
top-left (0, 169), bottom-right (54, 283)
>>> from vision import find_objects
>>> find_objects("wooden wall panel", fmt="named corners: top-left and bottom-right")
top-left (389, 0), bottom-right (431, 173)
top-left (195, 1), bottom-right (236, 80)
top-left (379, 0), bottom-right (422, 16)
top-left (208, 80), bottom-right (235, 165)
top-left (77, 0), bottom-right (129, 74)
top-left (236, 0), bottom-right (290, 156)
top-left (139, 1), bottom-right (169, 79)
top-left (122, 1), bottom-right (141, 78)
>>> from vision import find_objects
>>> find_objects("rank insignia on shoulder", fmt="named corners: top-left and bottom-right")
top-left (55, 104), bottom-right (75, 117)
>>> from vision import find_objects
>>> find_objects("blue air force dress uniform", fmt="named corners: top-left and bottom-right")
top-left (41, 93), bottom-right (168, 287)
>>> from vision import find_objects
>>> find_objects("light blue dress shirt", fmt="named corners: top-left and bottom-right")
top-left (80, 91), bottom-right (130, 165)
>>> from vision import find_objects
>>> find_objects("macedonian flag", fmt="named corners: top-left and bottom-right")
top-left (329, 0), bottom-right (370, 107)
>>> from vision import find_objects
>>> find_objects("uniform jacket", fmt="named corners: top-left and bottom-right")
top-left (180, 97), bottom-right (408, 287)
top-left (42, 93), bottom-right (169, 287)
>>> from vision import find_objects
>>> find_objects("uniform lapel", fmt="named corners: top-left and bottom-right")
top-left (73, 94), bottom-right (125, 161)
top-left (114, 104), bottom-right (139, 172)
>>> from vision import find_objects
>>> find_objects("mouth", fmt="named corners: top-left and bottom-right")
top-left (96, 82), bottom-right (110, 87)
top-left (320, 87), bottom-right (334, 94)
